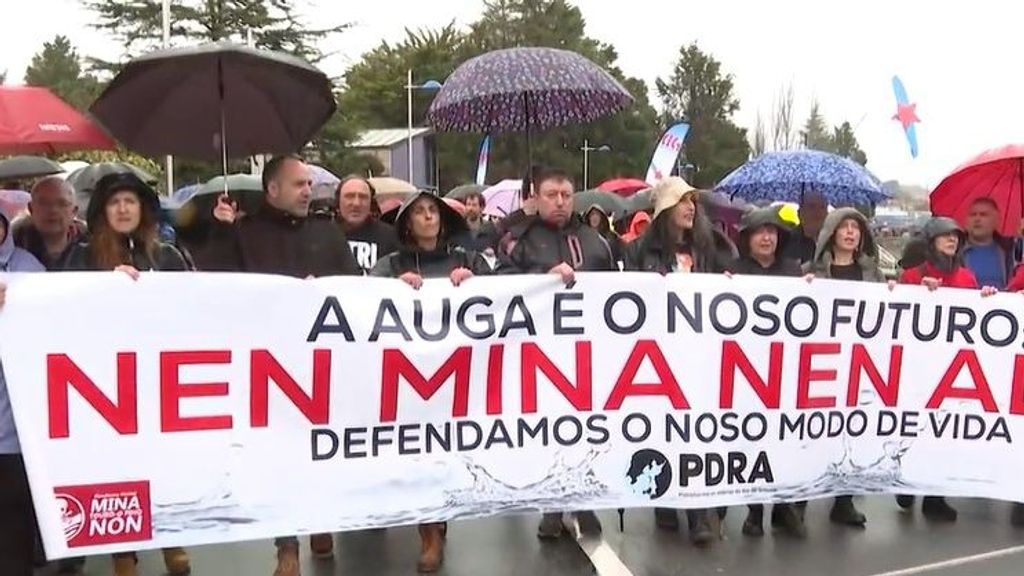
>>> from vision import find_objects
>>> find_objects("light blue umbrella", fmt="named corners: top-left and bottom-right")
top-left (715, 150), bottom-right (890, 206)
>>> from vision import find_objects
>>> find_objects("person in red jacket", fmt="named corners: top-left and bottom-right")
top-left (899, 217), bottom-right (995, 291)
top-left (896, 217), bottom-right (996, 522)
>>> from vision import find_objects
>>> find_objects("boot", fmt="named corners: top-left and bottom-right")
top-left (685, 509), bottom-right (713, 546)
top-left (162, 548), bottom-right (191, 575)
top-left (1013, 503), bottom-right (1024, 527)
top-left (771, 504), bottom-right (807, 538)
top-left (830, 496), bottom-right (866, 526)
top-left (573, 510), bottom-right (602, 537)
top-left (310, 533), bottom-right (334, 559)
top-left (417, 523), bottom-right (445, 573)
top-left (112, 553), bottom-right (137, 576)
top-left (922, 497), bottom-right (958, 522)
top-left (742, 505), bottom-right (764, 537)
top-left (537, 512), bottom-right (564, 540)
top-left (273, 541), bottom-right (301, 576)
top-left (896, 495), bottom-right (915, 510)
top-left (654, 507), bottom-right (679, 531)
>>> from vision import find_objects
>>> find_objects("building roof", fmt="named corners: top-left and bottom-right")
top-left (352, 128), bottom-right (432, 148)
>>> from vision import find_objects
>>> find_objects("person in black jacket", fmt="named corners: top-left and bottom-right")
top-left (337, 175), bottom-right (401, 273)
top-left (495, 167), bottom-right (613, 539)
top-left (369, 191), bottom-right (488, 573)
top-left (201, 155), bottom-right (359, 576)
top-left (729, 207), bottom-right (808, 538)
top-left (201, 155), bottom-right (362, 281)
top-left (64, 173), bottom-right (189, 274)
top-left (371, 191), bottom-right (490, 283)
top-left (623, 176), bottom-right (734, 545)
top-left (496, 168), bottom-right (616, 282)
top-left (623, 177), bottom-right (735, 276)
top-left (61, 172), bottom-right (191, 576)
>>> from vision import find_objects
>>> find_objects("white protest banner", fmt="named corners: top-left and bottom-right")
top-left (2, 271), bottom-right (1023, 558)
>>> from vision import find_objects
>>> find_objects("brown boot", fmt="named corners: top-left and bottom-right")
top-left (112, 553), bottom-right (137, 576)
top-left (310, 533), bottom-right (334, 559)
top-left (273, 542), bottom-right (301, 576)
top-left (162, 547), bottom-right (191, 575)
top-left (417, 523), bottom-right (445, 573)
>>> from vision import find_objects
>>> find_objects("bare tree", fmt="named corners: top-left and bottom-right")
top-left (770, 83), bottom-right (796, 151)
top-left (752, 112), bottom-right (766, 157)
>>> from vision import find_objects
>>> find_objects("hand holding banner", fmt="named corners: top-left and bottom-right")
top-left (2, 272), bottom-right (1023, 557)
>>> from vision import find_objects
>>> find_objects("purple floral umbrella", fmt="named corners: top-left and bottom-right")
top-left (426, 47), bottom-right (634, 166)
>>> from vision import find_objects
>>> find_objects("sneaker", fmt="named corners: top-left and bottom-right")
top-left (310, 533), bottom-right (334, 559)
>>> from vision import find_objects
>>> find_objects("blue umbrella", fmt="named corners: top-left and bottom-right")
top-left (715, 150), bottom-right (890, 206)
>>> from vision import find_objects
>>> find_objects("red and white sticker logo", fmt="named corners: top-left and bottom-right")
top-left (53, 481), bottom-right (152, 548)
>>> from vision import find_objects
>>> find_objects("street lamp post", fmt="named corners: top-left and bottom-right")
top-left (580, 139), bottom-right (612, 190)
top-left (162, 0), bottom-right (173, 195)
top-left (405, 70), bottom-right (442, 185)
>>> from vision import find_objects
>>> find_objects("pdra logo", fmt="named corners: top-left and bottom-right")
top-left (55, 493), bottom-right (85, 541)
top-left (625, 449), bottom-right (672, 500)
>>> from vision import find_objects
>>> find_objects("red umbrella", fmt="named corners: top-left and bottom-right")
top-left (598, 177), bottom-right (648, 197)
top-left (0, 86), bottom-right (116, 154)
top-left (930, 144), bottom-right (1024, 237)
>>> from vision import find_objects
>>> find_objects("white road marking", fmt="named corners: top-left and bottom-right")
top-left (568, 514), bottom-right (635, 576)
top-left (866, 544), bottom-right (1024, 576)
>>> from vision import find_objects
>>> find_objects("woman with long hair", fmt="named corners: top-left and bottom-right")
top-left (370, 191), bottom-right (490, 572)
top-left (63, 172), bottom-right (191, 576)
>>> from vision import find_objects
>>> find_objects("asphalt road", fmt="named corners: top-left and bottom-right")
top-left (36, 496), bottom-right (1024, 576)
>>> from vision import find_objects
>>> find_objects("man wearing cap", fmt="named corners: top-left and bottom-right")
top-left (336, 176), bottom-right (400, 274)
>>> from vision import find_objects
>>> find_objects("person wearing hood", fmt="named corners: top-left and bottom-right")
top-left (624, 176), bottom-right (733, 545)
top-left (0, 212), bottom-right (44, 576)
top-left (336, 176), bottom-right (400, 274)
top-left (731, 207), bottom-right (802, 276)
top-left (726, 208), bottom-right (809, 537)
top-left (803, 207), bottom-right (889, 529)
top-left (804, 207), bottom-right (886, 283)
top-left (64, 173), bottom-right (190, 275)
top-left (900, 217), bottom-right (988, 290)
top-left (583, 204), bottom-right (623, 264)
top-left (621, 211), bottom-right (651, 244)
top-left (369, 192), bottom-right (488, 573)
top-left (895, 217), bottom-right (997, 523)
top-left (61, 173), bottom-right (190, 575)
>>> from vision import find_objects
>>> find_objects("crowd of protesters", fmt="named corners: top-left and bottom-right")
top-left (2, 154), bottom-right (1023, 576)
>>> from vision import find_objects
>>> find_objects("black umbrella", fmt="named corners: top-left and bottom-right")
top-left (0, 156), bottom-right (62, 181)
top-left (90, 41), bottom-right (336, 177)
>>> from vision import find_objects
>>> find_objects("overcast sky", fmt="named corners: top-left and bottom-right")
top-left (4, 0), bottom-right (1020, 188)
